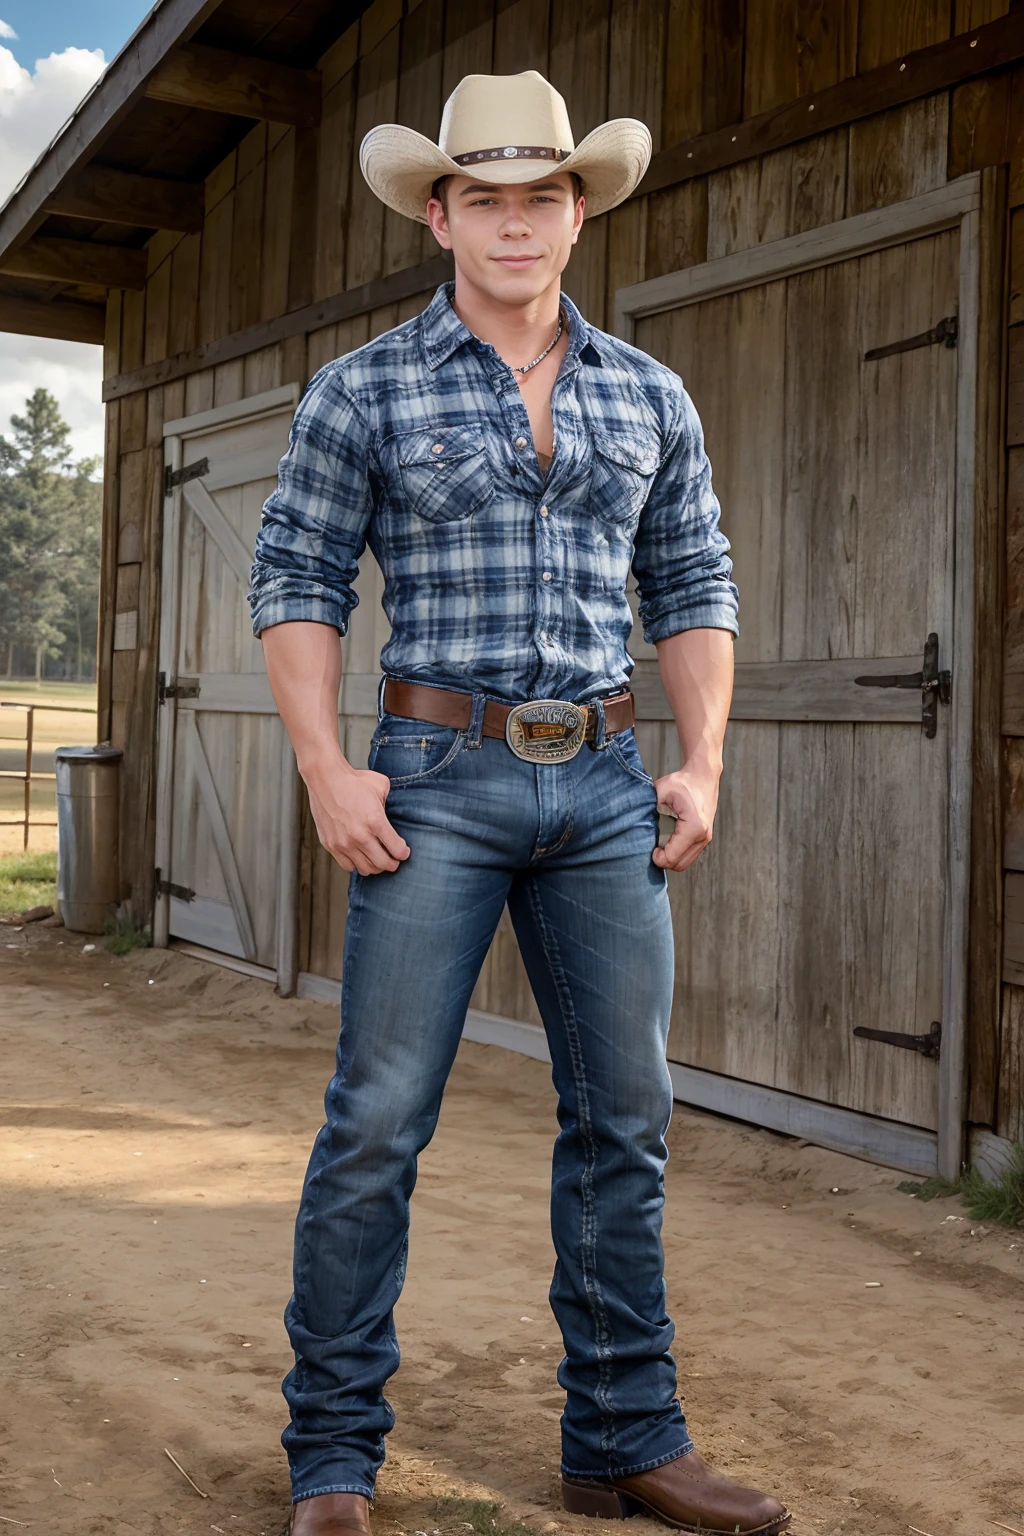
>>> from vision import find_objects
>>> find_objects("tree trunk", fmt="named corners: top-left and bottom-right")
top-left (35, 643), bottom-right (43, 683)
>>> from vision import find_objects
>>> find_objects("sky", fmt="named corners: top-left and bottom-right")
top-left (0, 3), bottom-right (155, 464)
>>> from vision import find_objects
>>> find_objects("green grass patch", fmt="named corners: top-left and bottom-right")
top-left (898, 1142), bottom-right (1024, 1228)
top-left (433, 1499), bottom-right (538, 1536)
top-left (103, 914), bottom-right (151, 955)
top-left (0, 849), bottom-right (57, 915)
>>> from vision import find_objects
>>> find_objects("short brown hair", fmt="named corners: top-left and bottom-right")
top-left (430, 172), bottom-right (583, 215)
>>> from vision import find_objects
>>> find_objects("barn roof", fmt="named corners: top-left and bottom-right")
top-left (0, 0), bottom-right (371, 346)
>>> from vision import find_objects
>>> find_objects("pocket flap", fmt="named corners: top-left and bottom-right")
top-left (395, 425), bottom-right (486, 467)
top-left (593, 430), bottom-right (661, 476)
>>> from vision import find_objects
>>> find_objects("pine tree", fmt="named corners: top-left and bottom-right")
top-left (0, 389), bottom-right (102, 680)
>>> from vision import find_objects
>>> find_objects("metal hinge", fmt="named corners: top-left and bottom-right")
top-left (854, 1021), bottom-right (942, 1061)
top-left (164, 457), bottom-right (209, 496)
top-left (864, 314), bottom-right (958, 362)
top-left (155, 873), bottom-right (195, 903)
top-left (158, 670), bottom-right (201, 705)
top-left (853, 632), bottom-right (951, 738)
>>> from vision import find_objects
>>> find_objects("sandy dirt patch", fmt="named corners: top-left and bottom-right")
top-left (0, 930), bottom-right (1021, 1536)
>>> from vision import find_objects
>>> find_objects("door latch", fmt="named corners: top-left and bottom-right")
top-left (155, 873), bottom-right (195, 902)
top-left (854, 1021), bottom-right (941, 1060)
top-left (853, 632), bottom-right (950, 738)
top-left (164, 457), bottom-right (209, 496)
top-left (864, 314), bottom-right (958, 362)
top-left (158, 671), bottom-right (201, 705)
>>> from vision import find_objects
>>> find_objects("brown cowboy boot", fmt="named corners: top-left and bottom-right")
top-left (563, 1448), bottom-right (790, 1535)
top-left (287, 1492), bottom-right (372, 1536)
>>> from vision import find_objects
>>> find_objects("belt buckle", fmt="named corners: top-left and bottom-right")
top-left (505, 698), bottom-right (588, 763)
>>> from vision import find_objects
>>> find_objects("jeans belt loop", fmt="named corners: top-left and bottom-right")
top-left (376, 672), bottom-right (387, 723)
top-left (590, 697), bottom-right (609, 751)
top-left (466, 689), bottom-right (486, 749)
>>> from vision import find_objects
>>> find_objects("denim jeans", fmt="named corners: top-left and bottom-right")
top-left (282, 686), bottom-right (693, 1504)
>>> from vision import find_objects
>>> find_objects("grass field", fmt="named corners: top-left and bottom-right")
top-left (0, 849), bottom-right (57, 914)
top-left (0, 683), bottom-right (97, 853)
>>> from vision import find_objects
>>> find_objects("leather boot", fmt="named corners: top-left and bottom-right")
top-left (287, 1492), bottom-right (372, 1536)
top-left (563, 1449), bottom-right (790, 1535)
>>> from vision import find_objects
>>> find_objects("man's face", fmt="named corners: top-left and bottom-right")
top-left (425, 172), bottom-right (585, 304)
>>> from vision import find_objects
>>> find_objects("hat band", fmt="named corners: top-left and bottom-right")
top-left (450, 145), bottom-right (572, 167)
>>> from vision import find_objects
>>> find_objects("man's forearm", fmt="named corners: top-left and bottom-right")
top-left (654, 627), bottom-right (734, 775)
top-left (261, 620), bottom-right (351, 778)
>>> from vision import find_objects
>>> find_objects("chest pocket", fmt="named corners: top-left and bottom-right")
top-left (589, 429), bottom-right (661, 526)
top-left (392, 425), bottom-right (495, 525)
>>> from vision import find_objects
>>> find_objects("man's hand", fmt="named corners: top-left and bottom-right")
top-left (651, 765), bottom-right (721, 872)
top-left (305, 757), bottom-right (411, 876)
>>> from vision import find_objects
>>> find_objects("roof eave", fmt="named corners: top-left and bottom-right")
top-left (0, 0), bottom-right (225, 266)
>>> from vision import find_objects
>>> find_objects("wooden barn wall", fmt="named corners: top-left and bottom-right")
top-left (96, 0), bottom-right (1024, 1142)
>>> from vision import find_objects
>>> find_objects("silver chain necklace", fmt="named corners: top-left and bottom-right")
top-left (514, 310), bottom-right (564, 375)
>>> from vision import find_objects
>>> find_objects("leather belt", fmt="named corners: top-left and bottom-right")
top-left (381, 678), bottom-right (635, 764)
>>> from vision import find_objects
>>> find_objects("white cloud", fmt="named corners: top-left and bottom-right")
top-left (0, 44), bottom-right (108, 466)
top-left (0, 22), bottom-right (17, 40)
top-left (0, 332), bottom-right (104, 463)
top-left (0, 44), bottom-right (107, 200)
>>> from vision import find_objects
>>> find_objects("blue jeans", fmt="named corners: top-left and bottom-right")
top-left (282, 688), bottom-right (693, 1504)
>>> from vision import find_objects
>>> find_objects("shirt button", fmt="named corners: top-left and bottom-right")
top-left (542, 571), bottom-right (553, 582)
top-left (515, 436), bottom-right (527, 448)
top-left (539, 505), bottom-right (549, 517)
top-left (431, 442), bottom-right (444, 454)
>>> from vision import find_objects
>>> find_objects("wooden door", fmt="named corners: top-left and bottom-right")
top-left (618, 180), bottom-right (980, 1148)
top-left (154, 385), bottom-right (301, 986)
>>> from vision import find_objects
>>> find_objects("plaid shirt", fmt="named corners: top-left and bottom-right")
top-left (249, 281), bottom-right (738, 703)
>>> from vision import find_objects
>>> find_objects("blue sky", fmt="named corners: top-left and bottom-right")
top-left (0, 2), bottom-right (152, 69)
top-left (0, 6), bottom-right (155, 459)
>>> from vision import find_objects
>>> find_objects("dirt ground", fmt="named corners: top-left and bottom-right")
top-left (1, 930), bottom-right (1022, 1536)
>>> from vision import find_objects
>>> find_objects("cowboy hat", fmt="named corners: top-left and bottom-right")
top-left (360, 69), bottom-right (651, 224)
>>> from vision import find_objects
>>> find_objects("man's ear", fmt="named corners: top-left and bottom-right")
top-left (570, 193), bottom-right (586, 245)
top-left (425, 196), bottom-right (453, 250)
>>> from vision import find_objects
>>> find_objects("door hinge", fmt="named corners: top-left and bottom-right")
top-left (854, 1021), bottom-right (942, 1061)
top-left (158, 670), bottom-right (201, 705)
top-left (853, 632), bottom-right (951, 738)
top-left (164, 456), bottom-right (209, 496)
top-left (864, 314), bottom-right (958, 362)
top-left (155, 872), bottom-right (195, 902)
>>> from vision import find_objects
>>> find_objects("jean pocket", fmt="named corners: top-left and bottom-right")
top-left (608, 728), bottom-right (655, 786)
top-left (368, 712), bottom-right (467, 785)
top-left (391, 425), bottom-right (495, 525)
top-left (588, 430), bottom-right (661, 527)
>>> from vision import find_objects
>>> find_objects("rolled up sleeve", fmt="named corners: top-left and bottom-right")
top-left (631, 382), bottom-right (739, 645)
top-left (249, 367), bottom-right (374, 638)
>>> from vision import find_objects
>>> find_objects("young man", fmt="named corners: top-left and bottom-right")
top-left (250, 69), bottom-right (789, 1536)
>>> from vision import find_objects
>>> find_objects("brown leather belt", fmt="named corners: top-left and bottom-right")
top-left (381, 678), bottom-right (635, 764)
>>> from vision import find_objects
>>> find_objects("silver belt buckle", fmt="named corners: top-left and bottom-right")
top-left (505, 698), bottom-right (588, 763)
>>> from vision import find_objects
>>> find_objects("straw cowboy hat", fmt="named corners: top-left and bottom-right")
top-left (360, 70), bottom-right (652, 224)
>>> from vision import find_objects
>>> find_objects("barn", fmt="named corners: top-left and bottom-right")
top-left (1, 0), bottom-right (1022, 1183)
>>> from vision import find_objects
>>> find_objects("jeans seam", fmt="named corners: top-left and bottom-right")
top-left (608, 734), bottom-right (655, 786)
top-left (560, 1440), bottom-right (696, 1482)
top-left (525, 878), bottom-right (616, 1460)
top-left (293, 1482), bottom-right (375, 1504)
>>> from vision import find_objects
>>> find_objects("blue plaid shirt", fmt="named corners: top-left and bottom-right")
top-left (249, 281), bottom-right (738, 703)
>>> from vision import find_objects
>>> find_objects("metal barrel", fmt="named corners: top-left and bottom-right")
top-left (55, 745), bottom-right (123, 934)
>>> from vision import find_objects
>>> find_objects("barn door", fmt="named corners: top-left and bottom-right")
top-left (153, 384), bottom-right (302, 990)
top-left (617, 175), bottom-right (981, 1175)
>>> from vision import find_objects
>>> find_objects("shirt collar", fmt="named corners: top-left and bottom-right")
top-left (420, 280), bottom-right (603, 371)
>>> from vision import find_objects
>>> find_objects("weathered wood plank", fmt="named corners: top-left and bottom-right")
top-left (197, 152), bottom-right (236, 348)
top-left (229, 124), bottom-right (267, 335)
top-left (997, 982), bottom-right (1024, 1140)
top-left (347, 21), bottom-right (401, 290)
top-left (701, 0), bottom-right (745, 133)
top-left (313, 70), bottom-right (356, 301)
top-left (856, 0), bottom-right (949, 73)
top-left (0, 291), bottom-right (105, 344)
top-left (0, 236), bottom-right (148, 290)
top-left (146, 42), bottom-right (322, 128)
top-left (706, 129), bottom-right (847, 260)
top-left (639, 9), bottom-right (1021, 201)
top-left (103, 253), bottom-right (453, 400)
top-left (384, 0), bottom-right (444, 277)
top-left (44, 165), bottom-right (205, 233)
top-left (742, 0), bottom-right (857, 117)
top-left (846, 96), bottom-right (948, 216)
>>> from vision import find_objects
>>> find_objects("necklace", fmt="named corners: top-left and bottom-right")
top-left (514, 310), bottom-right (564, 375)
